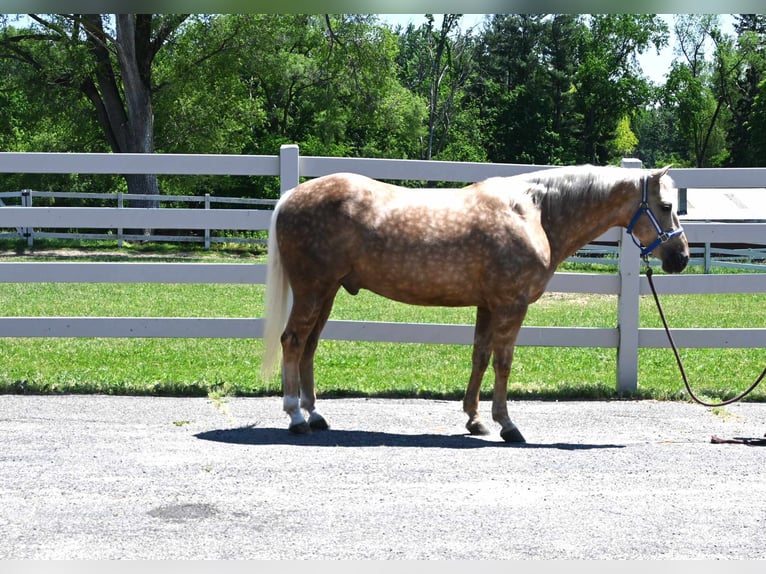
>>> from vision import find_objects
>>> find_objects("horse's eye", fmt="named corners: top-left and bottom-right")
top-left (660, 202), bottom-right (672, 213)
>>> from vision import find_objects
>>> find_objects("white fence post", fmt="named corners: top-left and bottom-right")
top-left (117, 192), bottom-right (124, 248)
top-left (22, 190), bottom-right (33, 248)
top-left (277, 144), bottom-right (300, 385)
top-left (616, 158), bottom-right (643, 393)
top-left (204, 193), bottom-right (211, 250)
top-left (279, 144), bottom-right (300, 192)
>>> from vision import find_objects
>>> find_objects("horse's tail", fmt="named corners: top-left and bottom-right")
top-left (261, 191), bottom-right (292, 380)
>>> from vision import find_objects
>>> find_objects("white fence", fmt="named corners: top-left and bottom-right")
top-left (1, 146), bottom-right (765, 393)
top-left (0, 189), bottom-right (275, 249)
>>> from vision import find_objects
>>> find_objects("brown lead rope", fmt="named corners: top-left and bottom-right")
top-left (644, 264), bottom-right (766, 408)
top-left (644, 264), bottom-right (766, 446)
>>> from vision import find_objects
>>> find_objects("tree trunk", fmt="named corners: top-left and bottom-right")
top-left (116, 15), bottom-right (160, 210)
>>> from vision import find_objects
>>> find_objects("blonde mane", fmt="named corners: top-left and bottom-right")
top-left (519, 164), bottom-right (636, 207)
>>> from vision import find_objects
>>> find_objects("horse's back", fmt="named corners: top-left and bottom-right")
top-left (278, 172), bottom-right (465, 220)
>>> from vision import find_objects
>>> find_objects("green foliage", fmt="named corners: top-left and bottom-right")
top-left (2, 11), bottom-right (766, 200)
top-left (394, 15), bottom-right (482, 161)
top-left (661, 15), bottom-right (737, 168)
top-left (475, 14), bottom-right (562, 164)
top-left (633, 105), bottom-right (689, 168)
top-left (572, 14), bottom-right (662, 164)
top-left (750, 79), bottom-right (766, 165)
top-left (226, 14), bottom-right (425, 161)
top-left (727, 15), bottom-right (766, 166)
top-left (608, 115), bottom-right (639, 160)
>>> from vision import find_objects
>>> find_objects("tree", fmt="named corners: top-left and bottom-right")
top-left (395, 14), bottom-right (483, 162)
top-left (399, 14), bottom-right (465, 159)
top-left (149, 14), bottom-right (265, 197)
top-left (633, 105), bottom-right (687, 168)
top-left (542, 14), bottom-right (582, 164)
top-left (209, 13), bottom-right (429, 176)
top-left (572, 14), bottom-right (665, 164)
top-left (0, 19), bottom-right (118, 195)
top-left (0, 14), bottom-right (189, 204)
top-left (472, 14), bottom-right (662, 166)
top-left (609, 115), bottom-right (639, 159)
top-left (726, 14), bottom-right (766, 166)
top-left (474, 14), bottom-right (555, 164)
top-left (747, 76), bottom-right (766, 165)
top-left (662, 14), bottom-right (731, 167)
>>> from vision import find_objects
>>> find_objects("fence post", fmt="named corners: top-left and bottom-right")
top-left (279, 144), bottom-right (300, 193)
top-left (22, 189), bottom-right (33, 248)
top-left (117, 192), bottom-right (124, 248)
top-left (277, 144), bottom-right (300, 386)
top-left (616, 158), bottom-right (643, 393)
top-left (204, 193), bottom-right (211, 250)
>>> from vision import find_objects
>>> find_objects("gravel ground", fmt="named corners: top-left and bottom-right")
top-left (0, 395), bottom-right (764, 559)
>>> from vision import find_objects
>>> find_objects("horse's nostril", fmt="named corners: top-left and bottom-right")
top-left (663, 251), bottom-right (689, 273)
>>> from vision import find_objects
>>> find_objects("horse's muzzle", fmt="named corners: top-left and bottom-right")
top-left (661, 250), bottom-right (689, 274)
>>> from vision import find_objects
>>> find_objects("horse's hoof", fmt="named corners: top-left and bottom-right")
top-left (466, 420), bottom-right (491, 436)
top-left (309, 415), bottom-right (329, 431)
top-left (501, 426), bottom-right (526, 443)
top-left (288, 421), bottom-right (312, 435)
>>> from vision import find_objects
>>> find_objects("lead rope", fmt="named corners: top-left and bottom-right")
top-left (644, 262), bottom-right (766, 408)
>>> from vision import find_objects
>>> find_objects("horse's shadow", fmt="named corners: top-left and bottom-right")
top-left (195, 425), bottom-right (624, 450)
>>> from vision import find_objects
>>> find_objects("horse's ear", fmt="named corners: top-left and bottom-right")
top-left (652, 164), bottom-right (672, 179)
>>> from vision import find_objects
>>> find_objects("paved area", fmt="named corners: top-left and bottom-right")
top-left (0, 395), bottom-right (764, 559)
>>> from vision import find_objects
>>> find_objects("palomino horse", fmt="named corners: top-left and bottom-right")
top-left (261, 165), bottom-right (689, 442)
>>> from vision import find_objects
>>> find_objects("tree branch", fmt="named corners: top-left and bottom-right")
top-left (150, 14), bottom-right (189, 58)
top-left (324, 14), bottom-right (344, 50)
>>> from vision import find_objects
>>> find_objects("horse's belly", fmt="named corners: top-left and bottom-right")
top-left (354, 263), bottom-right (481, 307)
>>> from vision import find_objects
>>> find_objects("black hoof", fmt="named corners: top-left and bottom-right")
top-left (501, 427), bottom-right (526, 443)
top-left (466, 420), bottom-right (491, 436)
top-left (288, 421), bottom-right (311, 435)
top-left (309, 416), bottom-right (329, 431)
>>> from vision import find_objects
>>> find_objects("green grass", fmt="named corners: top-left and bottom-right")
top-left (1, 249), bottom-right (764, 403)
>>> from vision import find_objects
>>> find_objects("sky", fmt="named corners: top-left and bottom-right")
top-left (379, 13), bottom-right (737, 85)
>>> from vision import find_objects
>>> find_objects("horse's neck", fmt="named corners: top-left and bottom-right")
top-left (541, 177), bottom-right (635, 268)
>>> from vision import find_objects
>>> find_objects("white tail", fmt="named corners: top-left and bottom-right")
top-left (260, 191), bottom-right (293, 380)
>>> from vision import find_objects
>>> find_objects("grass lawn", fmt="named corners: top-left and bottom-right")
top-left (1, 244), bottom-right (764, 403)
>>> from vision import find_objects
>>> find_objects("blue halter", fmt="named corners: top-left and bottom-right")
top-left (626, 176), bottom-right (685, 257)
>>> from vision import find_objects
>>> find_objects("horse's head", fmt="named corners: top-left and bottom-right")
top-left (626, 166), bottom-right (689, 274)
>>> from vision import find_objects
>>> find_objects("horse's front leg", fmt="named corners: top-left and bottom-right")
top-left (490, 303), bottom-right (528, 443)
top-left (464, 306), bottom-right (492, 436)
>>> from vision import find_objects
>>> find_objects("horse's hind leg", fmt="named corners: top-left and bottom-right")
top-left (281, 292), bottom-right (332, 434)
top-left (464, 307), bottom-right (492, 436)
top-left (298, 290), bottom-right (338, 431)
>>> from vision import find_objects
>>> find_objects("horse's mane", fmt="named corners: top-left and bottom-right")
top-left (519, 164), bottom-right (636, 208)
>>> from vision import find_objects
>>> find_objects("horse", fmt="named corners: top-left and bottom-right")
top-left (260, 164), bottom-right (689, 442)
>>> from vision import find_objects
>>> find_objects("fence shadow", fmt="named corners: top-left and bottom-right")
top-left (195, 425), bottom-right (625, 450)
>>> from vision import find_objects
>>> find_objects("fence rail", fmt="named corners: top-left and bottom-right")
top-left (0, 189), bottom-right (276, 249)
top-left (1, 147), bottom-right (765, 393)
